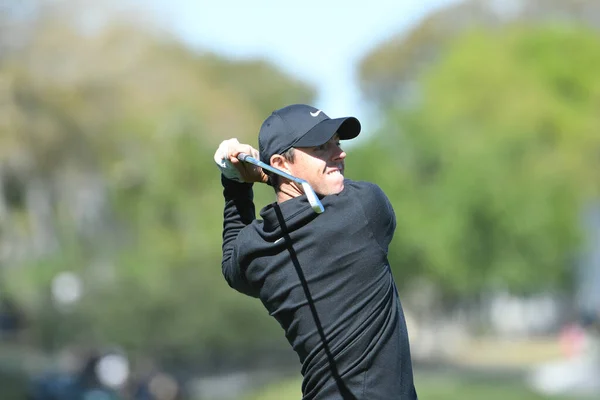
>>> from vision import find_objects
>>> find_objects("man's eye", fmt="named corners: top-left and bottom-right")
top-left (315, 144), bottom-right (326, 151)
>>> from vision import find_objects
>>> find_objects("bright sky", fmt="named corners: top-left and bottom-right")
top-left (143, 0), bottom-right (460, 132)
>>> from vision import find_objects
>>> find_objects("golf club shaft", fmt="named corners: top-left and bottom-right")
top-left (237, 153), bottom-right (306, 185)
top-left (237, 152), bottom-right (325, 213)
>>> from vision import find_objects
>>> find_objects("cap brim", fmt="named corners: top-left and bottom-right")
top-left (293, 117), bottom-right (361, 148)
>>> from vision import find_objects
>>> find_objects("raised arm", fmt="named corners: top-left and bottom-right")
top-left (215, 139), bottom-right (269, 297)
top-left (221, 176), bottom-right (259, 297)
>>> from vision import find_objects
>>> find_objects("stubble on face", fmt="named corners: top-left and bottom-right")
top-left (292, 135), bottom-right (346, 196)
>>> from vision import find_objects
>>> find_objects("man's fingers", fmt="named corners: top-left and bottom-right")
top-left (214, 139), bottom-right (264, 183)
top-left (229, 146), bottom-right (253, 160)
top-left (229, 146), bottom-right (258, 167)
top-left (229, 153), bottom-right (256, 178)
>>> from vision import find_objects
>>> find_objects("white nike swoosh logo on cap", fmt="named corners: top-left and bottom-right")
top-left (310, 110), bottom-right (322, 117)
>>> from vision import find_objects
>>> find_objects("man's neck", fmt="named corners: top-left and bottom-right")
top-left (276, 182), bottom-right (303, 204)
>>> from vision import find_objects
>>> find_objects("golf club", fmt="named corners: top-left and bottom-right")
top-left (237, 152), bottom-right (325, 214)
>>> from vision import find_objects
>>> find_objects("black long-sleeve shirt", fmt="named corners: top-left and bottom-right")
top-left (221, 176), bottom-right (417, 399)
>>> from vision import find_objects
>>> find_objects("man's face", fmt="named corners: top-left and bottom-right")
top-left (290, 134), bottom-right (347, 196)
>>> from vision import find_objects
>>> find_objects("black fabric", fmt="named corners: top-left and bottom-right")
top-left (258, 104), bottom-right (361, 165)
top-left (221, 176), bottom-right (417, 400)
top-left (294, 118), bottom-right (361, 148)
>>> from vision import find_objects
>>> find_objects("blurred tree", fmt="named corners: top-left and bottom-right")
top-left (358, 0), bottom-right (600, 108)
top-left (351, 24), bottom-right (600, 300)
top-left (0, 0), bottom-right (313, 367)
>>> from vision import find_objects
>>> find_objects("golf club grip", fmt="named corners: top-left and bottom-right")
top-left (237, 152), bottom-right (252, 163)
top-left (239, 154), bottom-right (296, 183)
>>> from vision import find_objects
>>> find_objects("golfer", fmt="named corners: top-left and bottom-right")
top-left (215, 104), bottom-right (417, 399)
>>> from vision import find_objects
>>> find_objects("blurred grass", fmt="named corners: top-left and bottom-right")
top-left (0, 370), bottom-right (30, 399)
top-left (412, 372), bottom-right (567, 400)
top-left (450, 338), bottom-right (565, 367)
top-left (242, 371), bottom-right (579, 400)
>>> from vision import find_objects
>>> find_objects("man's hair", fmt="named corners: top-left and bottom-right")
top-left (266, 147), bottom-right (295, 191)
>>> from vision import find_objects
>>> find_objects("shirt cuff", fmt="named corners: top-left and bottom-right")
top-left (221, 174), bottom-right (253, 191)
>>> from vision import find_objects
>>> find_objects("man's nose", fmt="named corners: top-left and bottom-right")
top-left (333, 147), bottom-right (346, 161)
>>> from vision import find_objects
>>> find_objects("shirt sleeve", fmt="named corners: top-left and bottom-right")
top-left (221, 175), bottom-right (260, 298)
top-left (356, 181), bottom-right (397, 254)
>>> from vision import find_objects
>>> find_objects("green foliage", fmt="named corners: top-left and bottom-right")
top-left (3, 1), bottom-right (600, 371)
top-left (242, 373), bottom-right (576, 400)
top-left (358, 0), bottom-right (600, 108)
top-left (0, 5), bottom-right (310, 366)
top-left (351, 24), bottom-right (600, 297)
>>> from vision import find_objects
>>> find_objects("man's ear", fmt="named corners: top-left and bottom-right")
top-left (270, 154), bottom-right (291, 173)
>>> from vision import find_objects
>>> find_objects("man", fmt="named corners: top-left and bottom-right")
top-left (215, 104), bottom-right (417, 399)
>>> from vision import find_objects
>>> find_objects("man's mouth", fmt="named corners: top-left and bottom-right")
top-left (326, 165), bottom-right (344, 175)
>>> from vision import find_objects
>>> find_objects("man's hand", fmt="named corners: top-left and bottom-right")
top-left (214, 139), bottom-right (269, 184)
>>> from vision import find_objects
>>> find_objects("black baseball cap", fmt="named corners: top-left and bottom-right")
top-left (258, 104), bottom-right (361, 165)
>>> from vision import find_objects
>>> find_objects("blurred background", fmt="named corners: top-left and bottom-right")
top-left (0, 0), bottom-right (599, 399)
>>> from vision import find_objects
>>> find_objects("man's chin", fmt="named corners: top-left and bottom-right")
top-left (315, 176), bottom-right (345, 196)
top-left (328, 182), bottom-right (345, 196)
